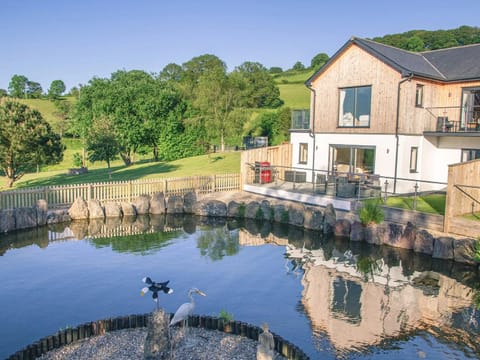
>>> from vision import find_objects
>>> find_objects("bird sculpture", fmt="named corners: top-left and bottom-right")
top-left (169, 288), bottom-right (206, 328)
top-left (140, 277), bottom-right (173, 306)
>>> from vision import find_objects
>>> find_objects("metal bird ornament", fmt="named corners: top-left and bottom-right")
top-left (140, 277), bottom-right (173, 306)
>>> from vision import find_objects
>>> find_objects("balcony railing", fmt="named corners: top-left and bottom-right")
top-left (424, 106), bottom-right (480, 134)
top-left (291, 109), bottom-right (310, 130)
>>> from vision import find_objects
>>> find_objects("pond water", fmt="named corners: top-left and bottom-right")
top-left (0, 215), bottom-right (479, 359)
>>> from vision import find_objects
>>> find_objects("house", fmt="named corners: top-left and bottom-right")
top-left (290, 37), bottom-right (480, 193)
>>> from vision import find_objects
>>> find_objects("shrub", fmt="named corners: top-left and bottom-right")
top-left (219, 310), bottom-right (233, 322)
top-left (359, 200), bottom-right (384, 226)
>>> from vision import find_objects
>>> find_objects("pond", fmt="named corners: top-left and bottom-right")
top-left (0, 215), bottom-right (479, 359)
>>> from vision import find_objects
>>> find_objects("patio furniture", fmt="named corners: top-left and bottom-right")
top-left (284, 170), bottom-right (306, 183)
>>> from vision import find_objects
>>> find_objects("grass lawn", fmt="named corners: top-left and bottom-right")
top-left (0, 152), bottom-right (241, 191)
top-left (384, 193), bottom-right (446, 215)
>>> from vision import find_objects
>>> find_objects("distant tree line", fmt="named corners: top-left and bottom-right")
top-left (372, 25), bottom-right (480, 52)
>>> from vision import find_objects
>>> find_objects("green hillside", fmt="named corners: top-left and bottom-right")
top-left (275, 69), bottom-right (313, 109)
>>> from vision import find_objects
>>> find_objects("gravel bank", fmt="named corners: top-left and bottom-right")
top-left (37, 327), bottom-right (287, 360)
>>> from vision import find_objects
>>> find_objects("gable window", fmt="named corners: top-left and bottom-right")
top-left (338, 86), bottom-right (371, 127)
top-left (461, 149), bottom-right (480, 162)
top-left (299, 143), bottom-right (308, 164)
top-left (415, 84), bottom-right (423, 107)
top-left (410, 147), bottom-right (418, 173)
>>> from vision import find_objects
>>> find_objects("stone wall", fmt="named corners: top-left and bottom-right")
top-left (1, 192), bottom-right (478, 266)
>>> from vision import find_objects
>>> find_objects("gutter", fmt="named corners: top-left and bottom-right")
top-left (393, 73), bottom-right (413, 193)
top-left (307, 85), bottom-right (317, 186)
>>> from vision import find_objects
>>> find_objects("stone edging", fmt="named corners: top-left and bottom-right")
top-left (7, 314), bottom-right (309, 360)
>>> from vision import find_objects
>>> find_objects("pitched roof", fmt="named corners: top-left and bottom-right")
top-left (306, 37), bottom-right (480, 85)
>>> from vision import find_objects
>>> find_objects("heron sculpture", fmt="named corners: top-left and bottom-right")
top-left (140, 277), bottom-right (173, 307)
top-left (169, 288), bottom-right (206, 328)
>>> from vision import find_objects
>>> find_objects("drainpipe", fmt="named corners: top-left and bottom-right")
top-left (307, 85), bottom-right (317, 186)
top-left (394, 73), bottom-right (413, 193)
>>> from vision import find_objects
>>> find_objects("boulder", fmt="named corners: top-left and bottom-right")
top-left (303, 206), bottom-right (323, 231)
top-left (364, 223), bottom-right (385, 245)
top-left (133, 195), bottom-right (150, 215)
top-left (104, 201), bottom-right (122, 218)
top-left (46, 209), bottom-right (70, 224)
top-left (453, 238), bottom-right (477, 265)
top-left (183, 192), bottom-right (197, 213)
top-left (334, 219), bottom-right (351, 237)
top-left (350, 221), bottom-right (365, 242)
top-left (15, 207), bottom-right (38, 229)
top-left (323, 204), bottom-right (336, 235)
top-left (167, 195), bottom-right (184, 214)
top-left (432, 236), bottom-right (454, 260)
top-left (150, 192), bottom-right (166, 214)
top-left (68, 197), bottom-right (89, 220)
top-left (227, 201), bottom-right (245, 218)
top-left (259, 200), bottom-right (272, 221)
top-left (0, 209), bottom-right (16, 233)
top-left (382, 223), bottom-right (412, 249)
top-left (36, 200), bottom-right (48, 226)
top-left (121, 202), bottom-right (136, 217)
top-left (87, 199), bottom-right (105, 219)
top-left (192, 200), bottom-right (227, 217)
top-left (272, 204), bottom-right (288, 223)
top-left (414, 230), bottom-right (435, 255)
top-left (288, 204), bottom-right (305, 227)
top-left (245, 201), bottom-right (260, 219)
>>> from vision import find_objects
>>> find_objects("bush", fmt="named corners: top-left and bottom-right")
top-left (359, 200), bottom-right (384, 226)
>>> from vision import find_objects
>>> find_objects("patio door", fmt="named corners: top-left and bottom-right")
top-left (329, 145), bottom-right (375, 175)
top-left (461, 88), bottom-right (480, 129)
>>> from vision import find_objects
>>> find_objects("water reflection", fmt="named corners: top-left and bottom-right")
top-left (0, 215), bottom-right (479, 359)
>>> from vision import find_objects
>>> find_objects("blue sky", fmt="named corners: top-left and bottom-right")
top-left (1, 0), bottom-right (479, 92)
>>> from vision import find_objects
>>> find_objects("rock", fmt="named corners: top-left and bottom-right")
top-left (192, 200), bottom-right (227, 217)
top-left (453, 238), bottom-right (477, 265)
top-left (104, 201), bottom-right (122, 218)
top-left (382, 223), bottom-right (410, 249)
top-left (150, 193), bottom-right (166, 215)
top-left (334, 219), bottom-right (351, 237)
top-left (144, 308), bottom-right (171, 360)
top-left (227, 201), bottom-right (245, 218)
top-left (46, 209), bottom-right (70, 224)
top-left (121, 202), bottom-right (136, 217)
top-left (288, 204), bottom-right (305, 227)
top-left (414, 230), bottom-right (435, 255)
top-left (433, 236), bottom-right (454, 260)
top-left (350, 221), bottom-right (365, 242)
top-left (0, 209), bottom-right (16, 233)
top-left (15, 207), bottom-right (37, 229)
top-left (36, 200), bottom-right (48, 226)
top-left (323, 204), bottom-right (336, 235)
top-left (260, 200), bottom-right (272, 221)
top-left (272, 204), bottom-right (288, 223)
top-left (399, 222), bottom-right (417, 249)
top-left (303, 206), bottom-right (323, 231)
top-left (133, 195), bottom-right (150, 215)
top-left (68, 197), bottom-right (89, 220)
top-left (245, 201), bottom-right (260, 219)
top-left (88, 199), bottom-right (105, 219)
top-left (69, 220), bottom-right (89, 240)
top-left (88, 218), bottom-right (104, 236)
top-left (364, 223), bottom-right (385, 245)
top-left (167, 195), bottom-right (184, 214)
top-left (183, 192), bottom-right (197, 214)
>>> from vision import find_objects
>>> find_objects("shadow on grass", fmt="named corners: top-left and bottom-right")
top-left (16, 162), bottom-right (180, 189)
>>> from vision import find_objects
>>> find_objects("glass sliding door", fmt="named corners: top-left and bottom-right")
top-left (330, 145), bottom-right (375, 175)
top-left (461, 88), bottom-right (480, 129)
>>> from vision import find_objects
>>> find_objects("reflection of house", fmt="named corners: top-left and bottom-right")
top-left (291, 37), bottom-right (480, 192)
top-left (294, 251), bottom-right (474, 353)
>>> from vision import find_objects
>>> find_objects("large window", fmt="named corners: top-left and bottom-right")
top-left (461, 87), bottom-right (480, 129)
top-left (338, 86), bottom-right (372, 127)
top-left (461, 149), bottom-right (480, 162)
top-left (330, 145), bottom-right (375, 174)
top-left (299, 143), bottom-right (308, 164)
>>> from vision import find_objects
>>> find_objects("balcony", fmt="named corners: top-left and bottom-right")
top-left (291, 109), bottom-right (310, 130)
top-left (423, 107), bottom-right (480, 136)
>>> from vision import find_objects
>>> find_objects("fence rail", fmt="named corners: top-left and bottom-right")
top-left (0, 173), bottom-right (241, 210)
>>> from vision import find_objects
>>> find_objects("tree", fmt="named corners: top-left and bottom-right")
top-left (86, 116), bottom-right (119, 168)
top-left (0, 101), bottom-right (64, 187)
top-left (48, 80), bottom-right (66, 99)
top-left (231, 61), bottom-right (283, 108)
top-left (291, 61), bottom-right (305, 71)
top-left (26, 81), bottom-right (43, 99)
top-left (310, 53), bottom-right (329, 70)
top-left (159, 63), bottom-right (183, 82)
top-left (269, 67), bottom-right (283, 74)
top-left (406, 35), bottom-right (425, 52)
top-left (8, 74), bottom-right (28, 98)
top-left (0, 89), bottom-right (7, 98)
